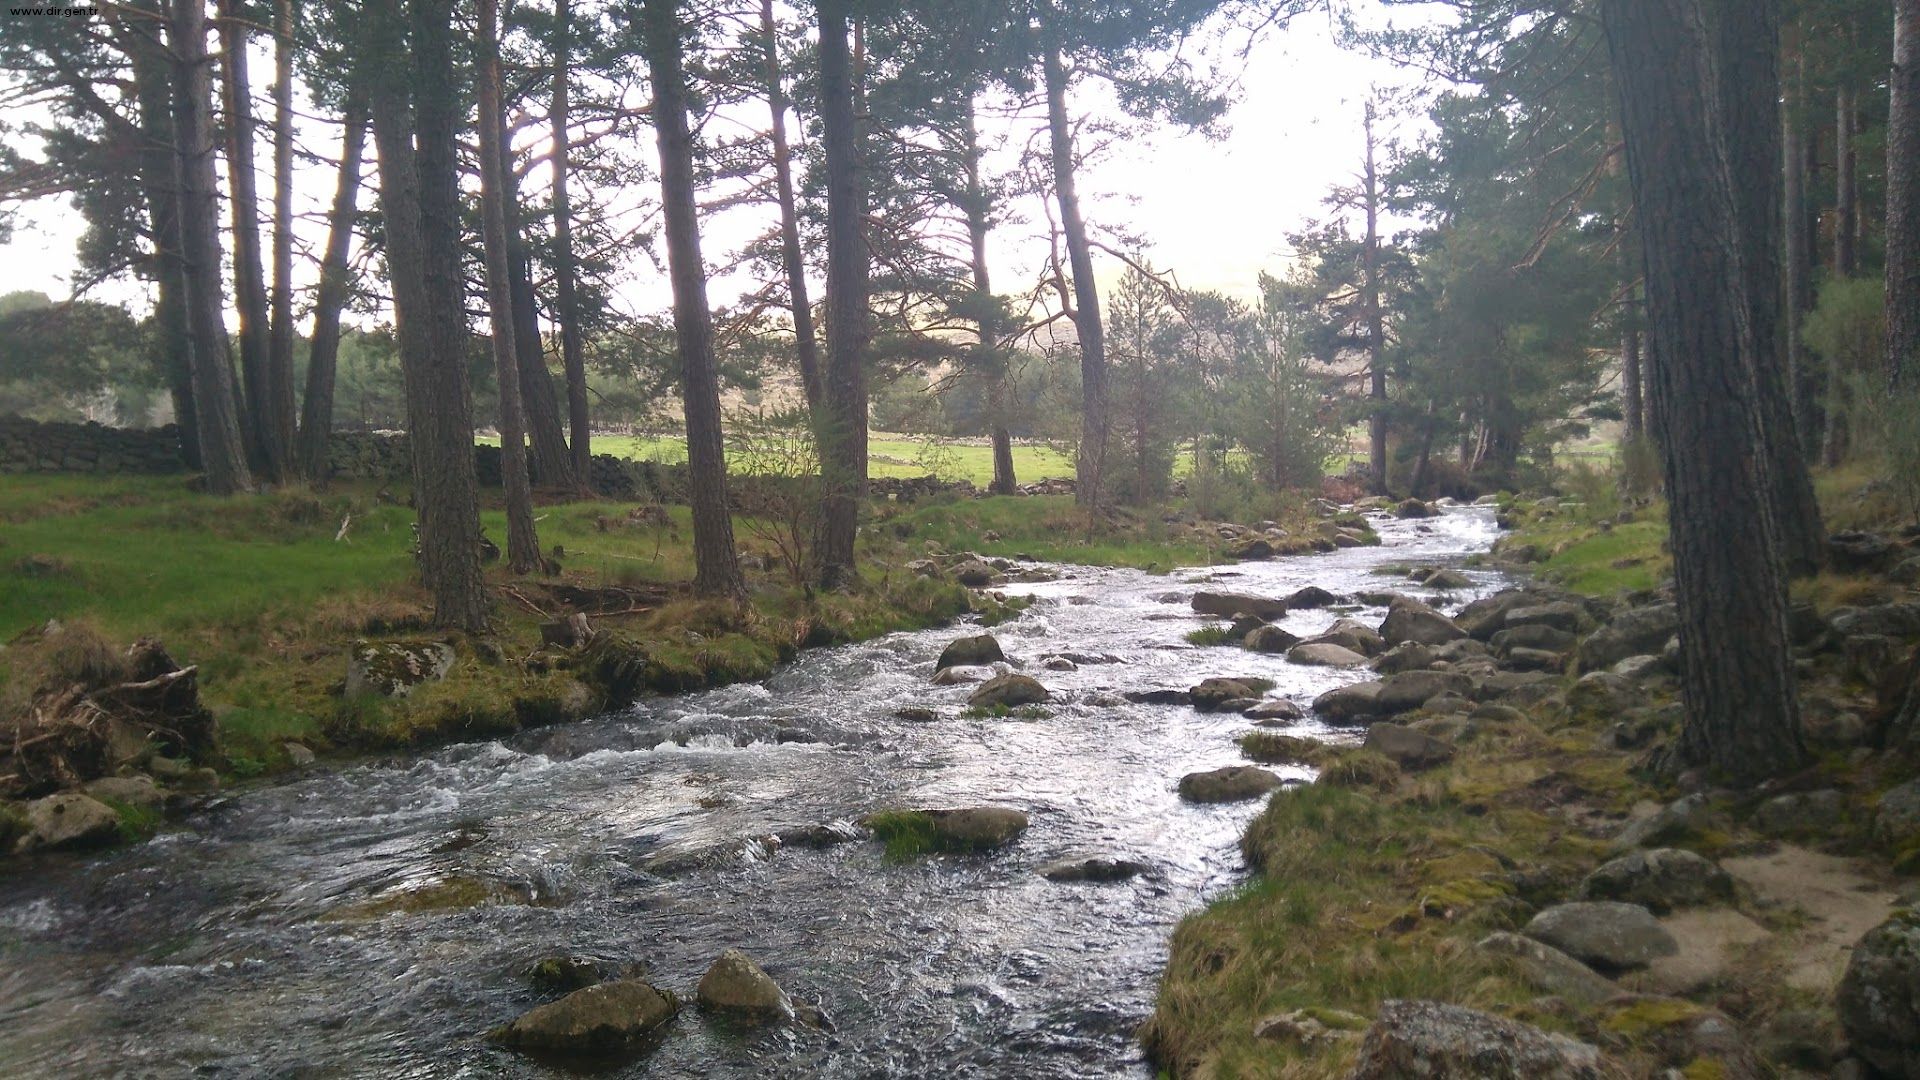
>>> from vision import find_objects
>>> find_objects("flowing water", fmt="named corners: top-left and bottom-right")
top-left (0, 507), bottom-right (1504, 1078)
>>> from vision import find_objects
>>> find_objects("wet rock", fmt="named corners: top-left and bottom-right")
top-left (1836, 909), bottom-right (1920, 1078)
top-left (1191, 591), bottom-right (1288, 620)
top-left (1371, 642), bottom-right (1438, 674)
top-left (1227, 614), bottom-right (1268, 639)
top-left (1313, 681), bottom-right (1385, 724)
top-left (696, 949), bottom-right (792, 1021)
top-left (967, 673), bottom-right (1049, 709)
top-left (345, 640), bottom-right (455, 698)
top-left (1476, 932), bottom-right (1618, 1005)
top-left (1243, 625), bottom-right (1302, 654)
top-left (1123, 688), bottom-right (1192, 706)
top-left (1392, 498), bottom-right (1434, 519)
top-left (1230, 537), bottom-right (1275, 560)
top-left (1577, 849), bottom-right (1734, 914)
top-left (1421, 569), bottom-right (1472, 590)
top-left (1752, 789), bottom-right (1847, 836)
top-left (1363, 723), bottom-right (1454, 770)
top-left (16, 792), bottom-right (121, 852)
top-left (936, 634), bottom-right (1005, 670)
top-left (1613, 793), bottom-right (1716, 852)
top-left (490, 978), bottom-right (678, 1054)
top-left (1287, 642), bottom-right (1370, 668)
top-left (773, 822), bottom-right (864, 849)
top-left (1576, 603), bottom-right (1678, 672)
top-left (1178, 766), bottom-right (1284, 803)
top-left (1455, 590), bottom-right (1534, 640)
top-left (82, 774), bottom-right (164, 813)
top-left (953, 559), bottom-right (1001, 587)
top-left (1286, 585), bottom-right (1340, 609)
top-left (1349, 1000), bottom-right (1604, 1079)
top-left (1873, 778), bottom-right (1920, 846)
top-left (284, 742), bottom-right (317, 767)
top-left (1243, 698), bottom-right (1305, 722)
top-left (1379, 595), bottom-right (1468, 647)
top-left (1190, 677), bottom-right (1273, 712)
top-left (1524, 901), bottom-right (1678, 972)
top-left (931, 665), bottom-right (989, 686)
top-left (1374, 670), bottom-right (1476, 714)
top-left (527, 955), bottom-right (610, 993)
top-left (1038, 855), bottom-right (1150, 882)
top-left (1041, 656), bottom-right (1077, 672)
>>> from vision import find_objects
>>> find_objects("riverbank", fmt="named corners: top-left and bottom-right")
top-left (1145, 491), bottom-right (1920, 1078)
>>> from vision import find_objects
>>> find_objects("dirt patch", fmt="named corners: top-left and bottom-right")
top-left (1722, 846), bottom-right (1901, 993)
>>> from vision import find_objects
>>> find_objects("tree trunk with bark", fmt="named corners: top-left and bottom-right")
top-left (128, 6), bottom-right (200, 469)
top-left (960, 96), bottom-right (1015, 496)
top-left (1838, 83), bottom-right (1859, 277)
top-left (1890, 0), bottom-right (1920, 392)
top-left (550, 0), bottom-right (593, 479)
top-left (1704, 0), bottom-right (1824, 575)
top-left (1042, 36), bottom-right (1107, 508)
top-left (169, 0), bottom-right (253, 495)
top-left (297, 90), bottom-right (368, 482)
top-left (760, 0), bottom-right (823, 415)
top-left (369, 0), bottom-right (489, 631)
top-left (217, 0), bottom-right (279, 478)
top-left (814, 0), bottom-right (869, 588)
top-left (642, 0), bottom-right (743, 598)
top-left (1363, 103), bottom-right (1390, 495)
top-left (506, 250), bottom-right (580, 489)
top-left (1785, 52), bottom-right (1823, 454)
top-left (266, 0), bottom-right (299, 474)
top-left (477, 0), bottom-right (542, 573)
top-left (1602, 0), bottom-right (1807, 783)
top-left (1623, 321), bottom-right (1644, 439)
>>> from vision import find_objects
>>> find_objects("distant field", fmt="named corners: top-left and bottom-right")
top-left (484, 432), bottom-right (1077, 487)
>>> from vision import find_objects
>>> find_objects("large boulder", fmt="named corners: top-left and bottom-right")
top-left (1287, 642), bottom-right (1370, 668)
top-left (1349, 1000), bottom-right (1605, 1080)
top-left (1244, 698), bottom-right (1305, 722)
top-left (936, 634), bottom-right (1005, 671)
top-left (1191, 591), bottom-right (1288, 620)
top-left (1567, 671), bottom-right (1645, 718)
top-left (1477, 932), bottom-right (1618, 1005)
top-left (696, 949), bottom-right (792, 1021)
top-left (16, 792), bottom-right (121, 852)
top-left (1613, 793), bottom-right (1717, 852)
top-left (1286, 585), bottom-right (1340, 609)
top-left (345, 640), bottom-right (456, 698)
top-left (1380, 595), bottom-right (1468, 647)
top-left (967, 673), bottom-right (1049, 709)
top-left (1038, 855), bottom-right (1150, 882)
top-left (1836, 909), bottom-right (1920, 1078)
top-left (1504, 601), bottom-right (1588, 634)
top-left (1392, 498), bottom-right (1435, 519)
top-left (1243, 625), bottom-right (1301, 654)
top-left (1873, 779), bottom-right (1920, 847)
top-left (1363, 723), bottom-right (1454, 770)
top-left (1491, 624), bottom-right (1579, 656)
top-left (1178, 766), bottom-right (1285, 803)
top-left (1577, 603), bottom-right (1678, 672)
top-left (490, 979), bottom-right (679, 1054)
top-left (1371, 642), bottom-right (1439, 674)
top-left (1190, 677), bottom-right (1272, 712)
top-left (1455, 590), bottom-right (1535, 641)
top-left (1577, 849), bottom-right (1734, 914)
top-left (1313, 681), bottom-right (1385, 724)
top-left (951, 558), bottom-right (999, 587)
top-left (1374, 670), bottom-right (1476, 714)
top-left (1525, 901), bottom-right (1679, 972)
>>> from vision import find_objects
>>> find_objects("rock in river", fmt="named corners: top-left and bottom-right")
top-left (1190, 677), bottom-right (1273, 712)
top-left (697, 949), bottom-right (792, 1021)
top-left (967, 673), bottom-right (1048, 709)
top-left (1379, 595), bottom-right (1468, 647)
top-left (1038, 855), bottom-right (1150, 882)
top-left (1178, 766), bottom-right (1284, 803)
top-left (1243, 624), bottom-right (1301, 654)
top-left (866, 807), bottom-right (1030, 852)
top-left (1191, 591), bottom-right (1289, 620)
top-left (16, 792), bottom-right (121, 853)
top-left (1287, 642), bottom-right (1370, 668)
top-left (936, 633), bottom-right (1005, 670)
top-left (490, 979), bottom-right (679, 1054)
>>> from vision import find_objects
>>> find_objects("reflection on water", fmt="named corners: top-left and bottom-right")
top-left (0, 508), bottom-right (1503, 1078)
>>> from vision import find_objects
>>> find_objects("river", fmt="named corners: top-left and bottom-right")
top-left (0, 505), bottom-right (1503, 1078)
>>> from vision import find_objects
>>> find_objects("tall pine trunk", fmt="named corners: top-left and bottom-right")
top-left (1623, 322), bottom-right (1643, 440)
top-left (506, 249), bottom-right (580, 490)
top-left (1602, 0), bottom-right (1807, 783)
top-left (1784, 53), bottom-right (1822, 454)
top-left (1837, 84), bottom-right (1859, 277)
top-left (1889, 0), bottom-right (1920, 392)
top-left (266, 0), bottom-right (298, 472)
top-left (549, 0), bottom-right (593, 479)
top-left (1042, 37), bottom-right (1107, 508)
top-left (477, 0), bottom-right (542, 574)
top-left (297, 91), bottom-right (368, 481)
top-left (1363, 103), bottom-right (1390, 495)
top-left (169, 0), bottom-right (253, 495)
top-left (961, 96), bottom-right (1015, 496)
top-left (369, 0), bottom-right (488, 631)
top-left (642, 0), bottom-right (743, 598)
top-left (129, 5), bottom-right (200, 468)
top-left (1704, 0), bottom-right (1824, 575)
top-left (218, 0), bottom-right (279, 478)
top-left (814, 0), bottom-right (869, 588)
top-left (760, 0), bottom-right (823, 414)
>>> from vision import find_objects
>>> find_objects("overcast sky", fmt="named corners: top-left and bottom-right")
top-left (0, 2), bottom-right (1444, 325)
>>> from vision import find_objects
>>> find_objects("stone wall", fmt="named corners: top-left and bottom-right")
top-left (0, 417), bottom-right (187, 475)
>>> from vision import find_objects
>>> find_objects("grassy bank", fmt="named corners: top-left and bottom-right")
top-left (480, 431), bottom-right (1077, 486)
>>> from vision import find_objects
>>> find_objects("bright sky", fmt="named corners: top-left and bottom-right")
top-left (0, 2), bottom-right (1443, 325)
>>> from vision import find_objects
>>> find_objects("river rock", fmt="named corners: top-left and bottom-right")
top-left (1370, 641), bottom-right (1438, 674)
top-left (526, 955), bottom-right (612, 993)
top-left (490, 979), bottom-right (679, 1053)
top-left (1505, 600), bottom-right (1587, 634)
top-left (1243, 624), bottom-right (1302, 654)
top-left (1287, 642), bottom-right (1370, 668)
top-left (1314, 681), bottom-right (1385, 724)
top-left (1363, 723), bottom-right (1454, 770)
top-left (1230, 537), bottom-right (1275, 560)
top-left (82, 774), bottom-right (165, 813)
top-left (1836, 909), bottom-right (1920, 1078)
top-left (1286, 585), bottom-right (1340, 609)
top-left (1327, 618), bottom-right (1389, 656)
top-left (1524, 901), bottom-right (1678, 972)
top-left (1124, 688), bottom-right (1192, 706)
top-left (1178, 766), bottom-right (1284, 803)
top-left (1477, 932), bottom-right (1618, 1005)
top-left (16, 792), bottom-right (121, 852)
top-left (1576, 603), bottom-right (1678, 672)
top-left (1491, 623), bottom-right (1579, 655)
top-left (1379, 595), bottom-right (1468, 647)
top-left (1455, 590), bottom-right (1533, 640)
top-left (697, 949), bottom-right (792, 1021)
top-left (1504, 647), bottom-right (1566, 673)
top-left (1244, 698), bottom-right (1305, 722)
top-left (1191, 591), bottom-right (1289, 620)
top-left (1577, 849), bottom-right (1734, 914)
top-left (1873, 779), bottom-right (1920, 846)
top-left (951, 559), bottom-right (998, 587)
top-left (1375, 670), bottom-right (1476, 714)
top-left (1190, 677), bottom-right (1272, 712)
top-left (931, 665), bottom-right (989, 686)
top-left (1038, 855), bottom-right (1150, 882)
top-left (968, 673), bottom-right (1048, 709)
top-left (1350, 1000), bottom-right (1604, 1079)
top-left (936, 634), bottom-right (1005, 670)
top-left (1393, 498), bottom-right (1434, 519)
top-left (1422, 569), bottom-right (1472, 590)
top-left (345, 640), bottom-right (456, 698)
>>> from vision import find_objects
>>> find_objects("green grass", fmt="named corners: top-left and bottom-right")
top-left (483, 432), bottom-right (1076, 487)
top-left (1184, 626), bottom-right (1236, 647)
top-left (871, 494), bottom-right (1223, 572)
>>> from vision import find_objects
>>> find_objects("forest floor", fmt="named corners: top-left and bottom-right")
top-left (1143, 473), bottom-right (1920, 1078)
